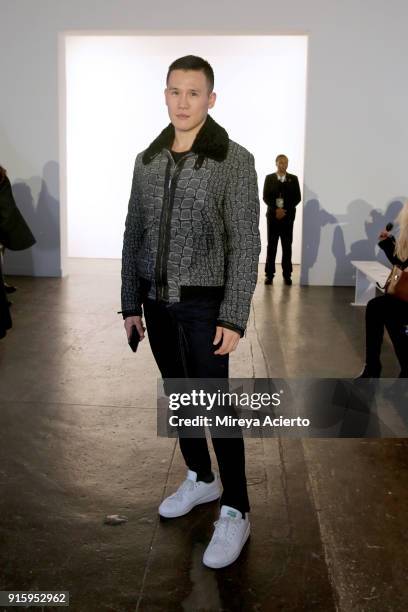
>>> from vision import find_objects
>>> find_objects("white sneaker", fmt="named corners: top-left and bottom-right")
top-left (158, 470), bottom-right (221, 518)
top-left (203, 505), bottom-right (250, 569)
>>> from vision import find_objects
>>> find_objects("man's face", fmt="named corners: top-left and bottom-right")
top-left (276, 157), bottom-right (288, 174)
top-left (165, 69), bottom-right (216, 133)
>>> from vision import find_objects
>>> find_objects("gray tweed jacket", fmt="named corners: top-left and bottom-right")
top-left (121, 115), bottom-right (261, 335)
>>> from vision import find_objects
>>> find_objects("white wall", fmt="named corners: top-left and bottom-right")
top-left (65, 35), bottom-right (307, 261)
top-left (1, 0), bottom-right (408, 284)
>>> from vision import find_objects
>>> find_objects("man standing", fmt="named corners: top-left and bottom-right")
top-left (121, 56), bottom-right (260, 568)
top-left (263, 154), bottom-right (301, 285)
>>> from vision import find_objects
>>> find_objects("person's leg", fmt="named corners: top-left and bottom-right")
top-left (144, 298), bottom-right (213, 480)
top-left (382, 297), bottom-right (408, 376)
top-left (363, 295), bottom-right (387, 375)
top-left (176, 296), bottom-right (250, 515)
top-left (0, 245), bottom-right (16, 293)
top-left (211, 437), bottom-right (250, 515)
top-left (143, 298), bottom-right (184, 377)
top-left (265, 216), bottom-right (279, 281)
top-left (281, 220), bottom-right (294, 280)
top-left (0, 254), bottom-right (12, 339)
top-left (173, 296), bottom-right (251, 568)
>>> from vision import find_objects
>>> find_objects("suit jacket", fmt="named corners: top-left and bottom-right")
top-left (263, 172), bottom-right (301, 222)
top-left (0, 176), bottom-right (36, 250)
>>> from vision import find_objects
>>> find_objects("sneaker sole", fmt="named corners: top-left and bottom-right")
top-left (203, 523), bottom-right (251, 569)
top-left (158, 488), bottom-right (221, 519)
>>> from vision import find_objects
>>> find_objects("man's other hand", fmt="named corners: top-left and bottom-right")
top-left (275, 208), bottom-right (286, 220)
top-left (213, 326), bottom-right (240, 355)
top-left (124, 315), bottom-right (145, 341)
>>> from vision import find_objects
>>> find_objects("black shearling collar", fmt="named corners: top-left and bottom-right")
top-left (142, 114), bottom-right (229, 165)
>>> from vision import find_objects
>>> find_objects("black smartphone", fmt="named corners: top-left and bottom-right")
top-left (128, 325), bottom-right (140, 353)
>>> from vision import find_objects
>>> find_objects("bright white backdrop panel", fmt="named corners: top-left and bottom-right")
top-left (65, 35), bottom-right (307, 260)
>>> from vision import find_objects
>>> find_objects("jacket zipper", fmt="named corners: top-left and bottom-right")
top-left (155, 152), bottom-right (191, 301)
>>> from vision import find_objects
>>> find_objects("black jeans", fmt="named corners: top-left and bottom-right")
top-left (365, 294), bottom-right (408, 376)
top-left (265, 212), bottom-right (295, 279)
top-left (143, 294), bottom-right (250, 515)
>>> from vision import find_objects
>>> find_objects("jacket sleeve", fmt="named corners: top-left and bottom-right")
top-left (217, 152), bottom-right (261, 336)
top-left (263, 174), bottom-right (278, 208)
top-left (292, 175), bottom-right (301, 206)
top-left (121, 155), bottom-right (144, 317)
top-left (378, 235), bottom-right (406, 267)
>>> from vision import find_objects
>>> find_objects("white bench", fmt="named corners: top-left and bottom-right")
top-left (350, 260), bottom-right (391, 306)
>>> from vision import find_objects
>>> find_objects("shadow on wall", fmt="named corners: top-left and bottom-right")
top-left (301, 187), bottom-right (406, 286)
top-left (332, 198), bottom-right (404, 285)
top-left (4, 161), bottom-right (60, 277)
top-left (300, 187), bottom-right (337, 285)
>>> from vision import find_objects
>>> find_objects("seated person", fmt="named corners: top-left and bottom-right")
top-left (357, 202), bottom-right (408, 378)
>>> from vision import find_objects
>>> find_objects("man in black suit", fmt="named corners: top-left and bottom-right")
top-left (263, 154), bottom-right (301, 285)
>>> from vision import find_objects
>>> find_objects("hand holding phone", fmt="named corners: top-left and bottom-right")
top-left (124, 315), bottom-right (145, 352)
top-left (128, 325), bottom-right (140, 352)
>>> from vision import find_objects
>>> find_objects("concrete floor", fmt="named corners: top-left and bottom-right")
top-left (0, 266), bottom-right (407, 612)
